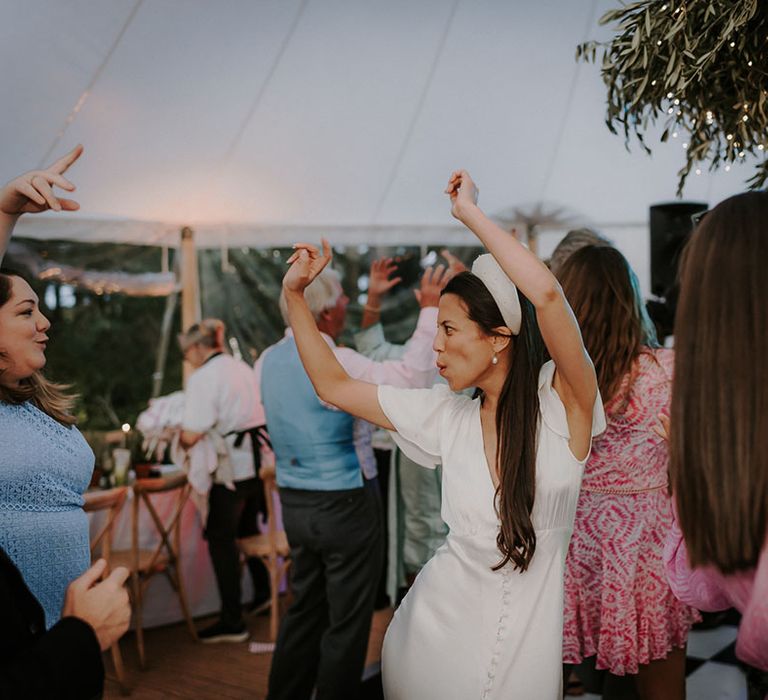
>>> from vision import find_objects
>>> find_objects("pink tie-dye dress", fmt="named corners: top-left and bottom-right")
top-left (562, 348), bottom-right (700, 674)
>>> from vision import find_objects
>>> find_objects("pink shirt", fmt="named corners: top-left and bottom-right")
top-left (665, 506), bottom-right (768, 670)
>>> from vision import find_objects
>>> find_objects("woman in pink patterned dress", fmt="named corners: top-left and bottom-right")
top-left (558, 245), bottom-right (699, 699)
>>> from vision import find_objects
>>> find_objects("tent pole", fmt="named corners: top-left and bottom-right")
top-left (180, 226), bottom-right (201, 384)
top-left (151, 257), bottom-right (180, 399)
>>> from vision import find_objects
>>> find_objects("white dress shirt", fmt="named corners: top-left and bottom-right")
top-left (182, 353), bottom-right (264, 482)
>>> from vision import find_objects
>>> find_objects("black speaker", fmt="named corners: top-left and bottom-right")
top-left (649, 201), bottom-right (708, 299)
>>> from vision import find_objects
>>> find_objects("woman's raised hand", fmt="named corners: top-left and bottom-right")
top-left (284, 238), bottom-right (333, 293)
top-left (444, 169), bottom-right (479, 221)
top-left (0, 145), bottom-right (83, 216)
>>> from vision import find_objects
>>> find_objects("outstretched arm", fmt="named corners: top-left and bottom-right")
top-left (283, 239), bottom-right (395, 430)
top-left (446, 170), bottom-right (597, 452)
top-left (0, 145), bottom-right (83, 265)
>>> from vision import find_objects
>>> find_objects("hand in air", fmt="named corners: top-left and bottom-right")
top-left (284, 238), bottom-right (333, 293)
top-left (415, 264), bottom-right (449, 308)
top-left (0, 145), bottom-right (83, 216)
top-left (440, 249), bottom-right (468, 276)
top-left (444, 169), bottom-right (479, 220)
top-left (367, 257), bottom-right (402, 299)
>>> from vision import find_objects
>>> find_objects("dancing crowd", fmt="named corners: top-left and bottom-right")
top-left (0, 146), bottom-right (765, 699)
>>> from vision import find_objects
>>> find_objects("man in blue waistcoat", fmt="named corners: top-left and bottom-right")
top-left (255, 265), bottom-right (442, 700)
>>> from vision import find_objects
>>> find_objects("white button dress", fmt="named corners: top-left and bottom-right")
top-left (378, 361), bottom-right (605, 700)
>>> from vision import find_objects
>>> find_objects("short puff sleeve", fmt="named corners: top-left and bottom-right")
top-left (377, 384), bottom-right (455, 469)
top-left (537, 360), bottom-right (606, 459)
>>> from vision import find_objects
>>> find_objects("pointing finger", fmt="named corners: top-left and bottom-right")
top-left (48, 144), bottom-right (84, 174)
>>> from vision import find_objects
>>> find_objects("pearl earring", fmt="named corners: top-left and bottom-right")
top-left (491, 353), bottom-right (498, 365)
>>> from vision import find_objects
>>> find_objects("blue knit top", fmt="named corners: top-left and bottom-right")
top-left (0, 400), bottom-right (94, 628)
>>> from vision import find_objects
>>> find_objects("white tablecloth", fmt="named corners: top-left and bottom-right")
top-left (88, 484), bottom-right (258, 629)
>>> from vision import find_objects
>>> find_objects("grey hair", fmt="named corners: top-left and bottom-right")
top-left (548, 228), bottom-right (612, 275)
top-left (178, 318), bottom-right (226, 352)
top-left (279, 267), bottom-right (343, 326)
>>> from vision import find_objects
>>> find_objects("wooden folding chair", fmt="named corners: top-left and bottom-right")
top-left (83, 486), bottom-right (130, 695)
top-left (109, 471), bottom-right (197, 668)
top-left (237, 464), bottom-right (292, 642)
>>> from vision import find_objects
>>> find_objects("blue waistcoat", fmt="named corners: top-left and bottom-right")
top-left (261, 337), bottom-right (362, 491)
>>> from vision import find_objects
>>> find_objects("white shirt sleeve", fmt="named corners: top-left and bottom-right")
top-left (181, 370), bottom-right (218, 433)
top-left (376, 383), bottom-right (455, 468)
top-left (252, 352), bottom-right (267, 423)
top-left (334, 307), bottom-right (438, 389)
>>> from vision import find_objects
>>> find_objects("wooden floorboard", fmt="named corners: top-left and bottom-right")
top-left (104, 607), bottom-right (393, 699)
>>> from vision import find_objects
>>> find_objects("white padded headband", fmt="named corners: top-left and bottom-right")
top-left (471, 254), bottom-right (522, 335)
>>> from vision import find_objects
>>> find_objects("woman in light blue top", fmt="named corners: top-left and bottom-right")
top-left (0, 145), bottom-right (95, 627)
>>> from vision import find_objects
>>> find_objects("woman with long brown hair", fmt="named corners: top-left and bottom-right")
top-left (558, 245), bottom-right (698, 699)
top-left (664, 191), bottom-right (768, 678)
top-left (0, 146), bottom-right (100, 626)
top-left (278, 169), bottom-right (603, 699)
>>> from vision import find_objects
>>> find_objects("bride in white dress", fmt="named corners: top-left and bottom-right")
top-left (281, 170), bottom-right (604, 700)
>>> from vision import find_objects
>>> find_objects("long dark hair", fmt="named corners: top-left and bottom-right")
top-left (0, 268), bottom-right (76, 426)
top-left (557, 245), bottom-right (658, 409)
top-left (442, 272), bottom-right (545, 572)
top-left (671, 191), bottom-right (768, 573)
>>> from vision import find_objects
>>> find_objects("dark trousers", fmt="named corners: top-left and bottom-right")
top-left (267, 480), bottom-right (383, 700)
top-left (206, 477), bottom-right (271, 627)
top-left (373, 448), bottom-right (391, 608)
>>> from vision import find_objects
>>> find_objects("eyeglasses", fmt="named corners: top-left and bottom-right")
top-left (691, 210), bottom-right (709, 227)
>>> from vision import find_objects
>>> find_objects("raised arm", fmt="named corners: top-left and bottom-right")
top-left (354, 263), bottom-right (446, 367)
top-left (361, 256), bottom-right (401, 329)
top-left (0, 145), bottom-right (83, 265)
top-left (446, 170), bottom-right (597, 441)
top-left (283, 239), bottom-right (394, 430)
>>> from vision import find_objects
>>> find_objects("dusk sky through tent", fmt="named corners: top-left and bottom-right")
top-left (0, 0), bottom-right (760, 294)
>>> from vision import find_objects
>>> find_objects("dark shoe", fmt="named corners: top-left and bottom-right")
top-left (565, 671), bottom-right (585, 697)
top-left (198, 620), bottom-right (249, 644)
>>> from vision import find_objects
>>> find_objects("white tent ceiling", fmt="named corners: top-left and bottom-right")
top-left (1, 0), bottom-right (759, 292)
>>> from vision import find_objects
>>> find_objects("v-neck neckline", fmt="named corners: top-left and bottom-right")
top-left (475, 399), bottom-right (499, 493)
